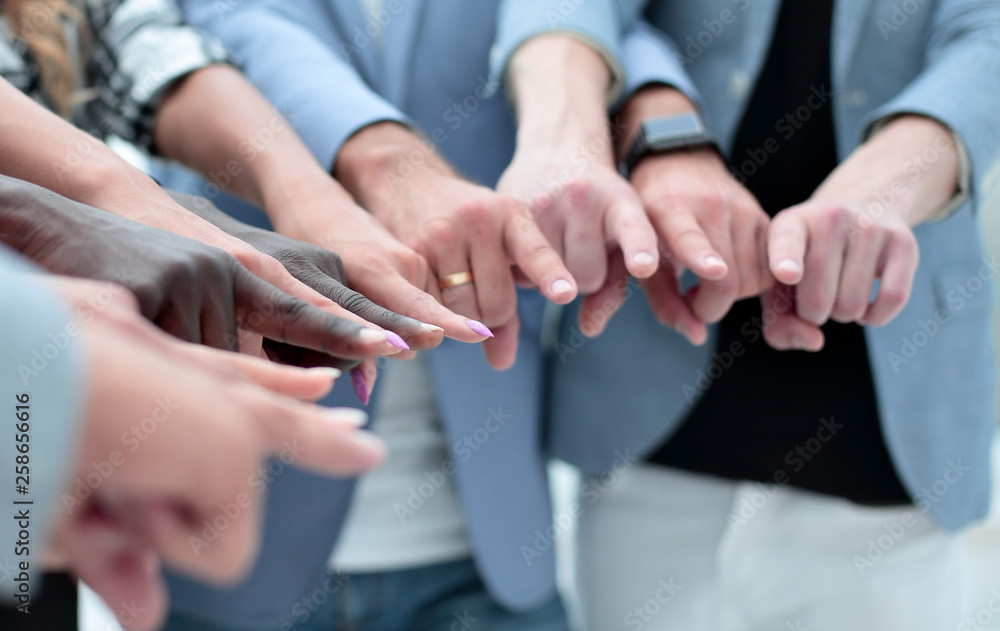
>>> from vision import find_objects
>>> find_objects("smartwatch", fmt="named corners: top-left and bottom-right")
top-left (620, 112), bottom-right (717, 177)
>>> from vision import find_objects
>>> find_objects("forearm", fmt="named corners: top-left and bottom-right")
top-left (0, 80), bottom-right (159, 211)
top-left (154, 65), bottom-right (335, 216)
top-left (812, 114), bottom-right (958, 227)
top-left (508, 36), bottom-right (612, 151)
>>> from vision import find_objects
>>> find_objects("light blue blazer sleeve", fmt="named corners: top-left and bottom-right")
top-left (860, 0), bottom-right (1000, 205)
top-left (0, 249), bottom-right (83, 605)
top-left (178, 0), bottom-right (410, 171)
top-left (491, 0), bottom-right (701, 109)
top-left (616, 21), bottom-right (704, 112)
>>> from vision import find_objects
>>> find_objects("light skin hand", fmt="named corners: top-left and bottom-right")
top-left (0, 78), bottom-right (400, 365)
top-left (620, 85), bottom-right (772, 344)
top-left (335, 122), bottom-right (579, 369)
top-left (763, 115), bottom-right (953, 350)
top-left (498, 36), bottom-right (659, 337)
top-left (42, 276), bottom-right (385, 631)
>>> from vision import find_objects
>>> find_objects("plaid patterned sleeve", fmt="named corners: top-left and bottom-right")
top-left (78, 0), bottom-right (230, 153)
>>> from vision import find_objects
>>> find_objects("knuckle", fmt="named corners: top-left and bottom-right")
top-left (878, 286), bottom-right (909, 310)
top-left (456, 199), bottom-right (492, 228)
top-left (561, 176), bottom-right (596, 208)
top-left (421, 217), bottom-right (457, 245)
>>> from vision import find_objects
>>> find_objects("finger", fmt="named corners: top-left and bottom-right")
top-left (652, 205), bottom-right (728, 280)
top-left (175, 343), bottom-right (341, 401)
top-left (253, 397), bottom-right (386, 476)
top-left (640, 265), bottom-right (707, 345)
top-left (795, 222), bottom-right (846, 326)
top-left (560, 192), bottom-right (609, 293)
top-left (684, 213), bottom-right (740, 324)
top-left (760, 285), bottom-right (825, 351)
top-left (232, 267), bottom-right (391, 359)
top-left (470, 232), bottom-right (518, 329)
top-left (730, 207), bottom-right (771, 299)
top-left (604, 192), bottom-right (660, 280)
top-left (432, 241), bottom-right (483, 324)
top-left (862, 234), bottom-right (919, 327)
top-left (504, 210), bottom-right (578, 304)
top-left (59, 516), bottom-right (167, 631)
top-left (579, 249), bottom-right (630, 337)
top-left (360, 271), bottom-right (487, 344)
top-left (767, 211), bottom-right (808, 285)
top-left (481, 317), bottom-right (520, 370)
top-left (831, 228), bottom-right (885, 323)
top-left (142, 497), bottom-right (261, 587)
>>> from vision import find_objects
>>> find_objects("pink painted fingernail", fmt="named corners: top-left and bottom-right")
top-left (350, 368), bottom-right (370, 405)
top-left (384, 331), bottom-right (410, 350)
top-left (466, 320), bottom-right (494, 338)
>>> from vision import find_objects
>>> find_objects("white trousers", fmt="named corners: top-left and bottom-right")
top-left (576, 464), bottom-right (967, 631)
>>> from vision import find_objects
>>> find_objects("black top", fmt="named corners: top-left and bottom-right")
top-left (645, 0), bottom-right (910, 505)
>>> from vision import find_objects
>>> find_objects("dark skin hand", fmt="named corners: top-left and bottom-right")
top-left (165, 190), bottom-right (438, 356)
top-left (0, 175), bottom-right (387, 369)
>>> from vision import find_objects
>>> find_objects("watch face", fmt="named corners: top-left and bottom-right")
top-left (643, 113), bottom-right (708, 147)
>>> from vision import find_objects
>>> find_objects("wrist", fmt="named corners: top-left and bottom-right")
top-left (811, 115), bottom-right (958, 228)
top-left (333, 121), bottom-right (453, 209)
top-left (616, 85), bottom-right (699, 162)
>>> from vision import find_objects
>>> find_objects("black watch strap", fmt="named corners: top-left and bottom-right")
top-left (621, 112), bottom-right (717, 176)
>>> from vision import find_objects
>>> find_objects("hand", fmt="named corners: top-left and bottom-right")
top-left (630, 147), bottom-right (772, 344)
top-left (336, 122), bottom-right (578, 369)
top-left (497, 135), bottom-right (659, 338)
top-left (762, 200), bottom-right (919, 350)
top-left (43, 276), bottom-right (385, 631)
top-left (0, 177), bottom-right (397, 370)
top-left (762, 115), bottom-right (955, 350)
top-left (500, 34), bottom-right (659, 337)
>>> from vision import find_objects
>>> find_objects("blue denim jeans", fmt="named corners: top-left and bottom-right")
top-left (163, 558), bottom-right (570, 631)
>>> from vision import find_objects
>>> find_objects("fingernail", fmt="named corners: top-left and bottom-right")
top-left (309, 367), bottom-right (342, 380)
top-left (358, 328), bottom-right (387, 344)
top-left (632, 251), bottom-right (656, 267)
top-left (778, 259), bottom-right (802, 276)
top-left (704, 255), bottom-right (725, 269)
top-left (384, 331), bottom-right (410, 350)
top-left (466, 320), bottom-right (494, 338)
top-left (350, 368), bottom-right (370, 405)
top-left (550, 279), bottom-right (574, 295)
top-left (791, 335), bottom-right (806, 350)
top-left (323, 407), bottom-right (368, 428)
top-left (347, 430), bottom-right (387, 457)
top-left (420, 322), bottom-right (444, 333)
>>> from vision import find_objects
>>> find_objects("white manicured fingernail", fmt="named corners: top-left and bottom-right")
top-left (347, 430), bottom-right (387, 456)
top-left (420, 322), bottom-right (444, 332)
top-left (309, 367), bottom-right (342, 380)
top-left (778, 259), bottom-right (802, 275)
top-left (704, 255), bottom-right (725, 268)
top-left (550, 279), bottom-right (573, 295)
top-left (358, 328), bottom-right (387, 344)
top-left (323, 407), bottom-right (368, 427)
top-left (632, 252), bottom-right (656, 267)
